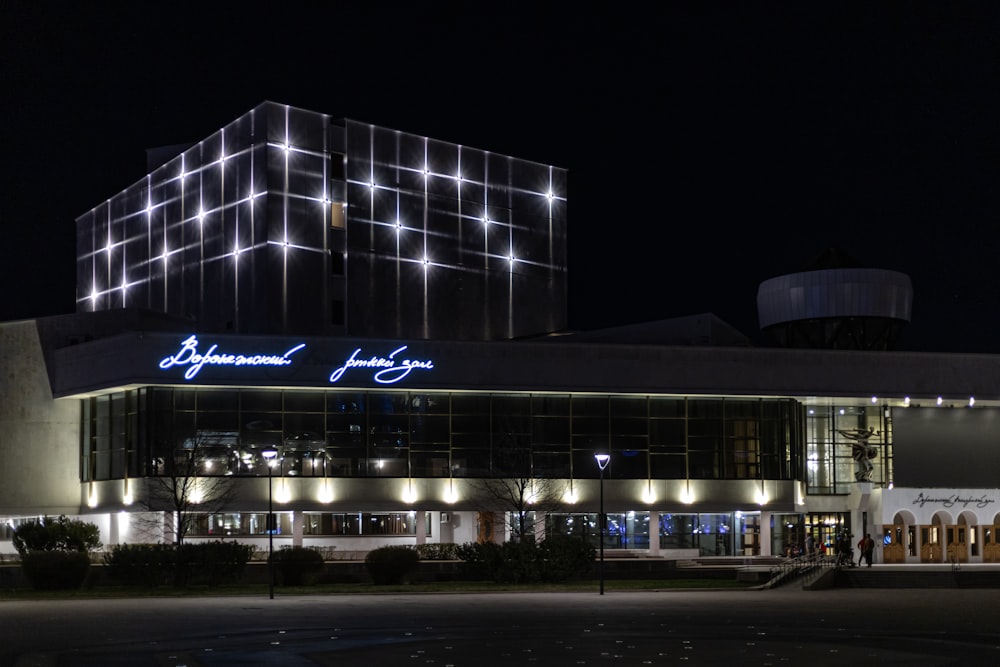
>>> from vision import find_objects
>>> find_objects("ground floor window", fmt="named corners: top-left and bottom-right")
top-left (546, 511), bottom-right (747, 556)
top-left (191, 512), bottom-right (293, 537)
top-left (302, 512), bottom-right (430, 536)
top-left (185, 511), bottom-right (430, 537)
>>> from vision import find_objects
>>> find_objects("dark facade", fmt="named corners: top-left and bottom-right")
top-left (75, 102), bottom-right (567, 342)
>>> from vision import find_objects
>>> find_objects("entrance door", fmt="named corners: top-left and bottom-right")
top-left (919, 525), bottom-right (942, 563)
top-left (881, 525), bottom-right (905, 563)
top-left (945, 525), bottom-right (968, 563)
top-left (983, 526), bottom-right (1000, 563)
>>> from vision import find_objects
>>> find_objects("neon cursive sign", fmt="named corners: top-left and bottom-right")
top-left (912, 492), bottom-right (996, 509)
top-left (159, 335), bottom-right (307, 380)
top-left (329, 345), bottom-right (434, 385)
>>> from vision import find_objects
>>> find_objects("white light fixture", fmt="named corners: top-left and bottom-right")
top-left (318, 480), bottom-right (334, 504)
top-left (642, 481), bottom-right (656, 504)
top-left (970, 396), bottom-right (976, 407)
top-left (871, 396), bottom-right (878, 404)
top-left (562, 484), bottom-right (578, 504)
top-left (680, 480), bottom-right (694, 504)
top-left (903, 397), bottom-right (910, 407)
top-left (937, 396), bottom-right (943, 406)
top-left (402, 479), bottom-right (417, 504)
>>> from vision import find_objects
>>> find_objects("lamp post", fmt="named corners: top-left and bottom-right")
top-left (262, 448), bottom-right (278, 599)
top-left (594, 452), bottom-right (610, 595)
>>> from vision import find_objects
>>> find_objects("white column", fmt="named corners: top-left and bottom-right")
top-left (533, 511), bottom-right (546, 543)
top-left (415, 510), bottom-right (427, 545)
top-left (760, 511), bottom-right (772, 556)
top-left (648, 511), bottom-right (660, 557)
top-left (292, 511), bottom-right (303, 547)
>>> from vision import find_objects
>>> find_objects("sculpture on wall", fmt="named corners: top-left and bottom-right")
top-left (837, 426), bottom-right (880, 482)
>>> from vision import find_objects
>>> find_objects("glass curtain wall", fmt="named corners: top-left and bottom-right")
top-left (805, 404), bottom-right (893, 495)
top-left (81, 389), bottom-right (803, 485)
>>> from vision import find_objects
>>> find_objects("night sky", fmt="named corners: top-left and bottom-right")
top-left (4, 3), bottom-right (1000, 352)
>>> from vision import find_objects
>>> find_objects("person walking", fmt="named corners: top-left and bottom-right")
top-left (862, 533), bottom-right (876, 567)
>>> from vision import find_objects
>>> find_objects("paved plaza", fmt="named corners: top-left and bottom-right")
top-left (3, 585), bottom-right (1000, 666)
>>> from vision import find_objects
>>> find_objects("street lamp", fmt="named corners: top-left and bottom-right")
top-left (262, 448), bottom-right (278, 599)
top-left (594, 452), bottom-right (610, 595)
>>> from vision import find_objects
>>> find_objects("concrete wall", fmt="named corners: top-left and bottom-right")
top-left (0, 321), bottom-right (81, 516)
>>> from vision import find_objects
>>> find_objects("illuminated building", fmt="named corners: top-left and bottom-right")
top-left (3, 102), bottom-right (1000, 565)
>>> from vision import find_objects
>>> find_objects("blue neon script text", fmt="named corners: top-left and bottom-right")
top-left (329, 345), bottom-right (434, 384)
top-left (159, 336), bottom-right (307, 380)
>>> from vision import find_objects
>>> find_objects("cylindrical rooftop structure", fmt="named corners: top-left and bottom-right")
top-left (756, 249), bottom-right (913, 350)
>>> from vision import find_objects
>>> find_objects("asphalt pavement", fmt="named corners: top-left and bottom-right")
top-left (3, 587), bottom-right (999, 666)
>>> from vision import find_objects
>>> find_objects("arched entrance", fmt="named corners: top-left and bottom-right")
top-left (882, 510), bottom-right (916, 564)
top-left (982, 513), bottom-right (1000, 563)
top-left (919, 512), bottom-right (949, 563)
top-left (945, 513), bottom-right (973, 564)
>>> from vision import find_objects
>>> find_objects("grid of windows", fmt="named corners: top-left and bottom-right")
top-left (805, 405), bottom-right (893, 495)
top-left (546, 511), bottom-right (751, 556)
top-left (81, 388), bottom-right (802, 484)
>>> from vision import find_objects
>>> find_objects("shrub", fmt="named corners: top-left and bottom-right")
top-left (365, 545), bottom-right (420, 585)
top-left (497, 541), bottom-right (541, 584)
top-left (14, 516), bottom-right (101, 591)
top-left (104, 543), bottom-right (176, 587)
top-left (21, 551), bottom-right (91, 590)
top-left (456, 541), bottom-right (539, 583)
top-left (176, 541), bottom-right (255, 586)
top-left (415, 543), bottom-right (458, 560)
top-left (12, 516), bottom-right (102, 556)
top-left (455, 541), bottom-right (504, 580)
top-left (456, 538), bottom-right (593, 584)
top-left (271, 546), bottom-right (326, 586)
top-left (538, 535), bottom-right (595, 582)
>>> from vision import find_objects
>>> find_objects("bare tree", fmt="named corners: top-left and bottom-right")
top-left (137, 430), bottom-right (239, 544)
top-left (473, 442), bottom-right (567, 542)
